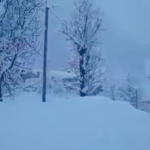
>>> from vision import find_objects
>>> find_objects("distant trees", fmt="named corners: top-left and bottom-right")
top-left (118, 74), bottom-right (138, 108)
top-left (61, 0), bottom-right (106, 97)
top-left (109, 83), bottom-right (117, 101)
top-left (103, 78), bottom-right (120, 101)
top-left (0, 0), bottom-right (42, 101)
top-left (104, 74), bottom-right (140, 109)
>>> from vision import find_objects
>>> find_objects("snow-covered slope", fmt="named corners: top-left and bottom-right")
top-left (0, 93), bottom-right (150, 150)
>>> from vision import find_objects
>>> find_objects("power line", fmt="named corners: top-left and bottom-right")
top-left (41, 0), bottom-right (90, 49)
top-left (48, 8), bottom-right (89, 48)
top-left (40, 1), bottom-right (91, 56)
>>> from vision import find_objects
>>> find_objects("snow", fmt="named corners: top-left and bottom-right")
top-left (49, 70), bottom-right (76, 79)
top-left (0, 92), bottom-right (150, 150)
top-left (21, 69), bottom-right (78, 96)
top-left (29, 69), bottom-right (75, 80)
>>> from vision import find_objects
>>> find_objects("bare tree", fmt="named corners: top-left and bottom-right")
top-left (61, 0), bottom-right (106, 96)
top-left (0, 0), bottom-right (42, 101)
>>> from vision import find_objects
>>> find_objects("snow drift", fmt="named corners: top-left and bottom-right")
top-left (0, 93), bottom-right (150, 150)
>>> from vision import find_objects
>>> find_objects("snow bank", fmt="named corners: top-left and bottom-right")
top-left (0, 93), bottom-right (150, 150)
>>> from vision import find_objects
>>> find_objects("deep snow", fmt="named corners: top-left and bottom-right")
top-left (0, 92), bottom-right (150, 150)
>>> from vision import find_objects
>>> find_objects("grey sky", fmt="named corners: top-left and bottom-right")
top-left (41, 0), bottom-right (150, 84)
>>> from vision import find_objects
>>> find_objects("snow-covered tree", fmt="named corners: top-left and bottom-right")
top-left (118, 74), bottom-right (138, 108)
top-left (0, 0), bottom-right (42, 101)
top-left (108, 83), bottom-right (117, 101)
top-left (61, 0), bottom-right (106, 96)
top-left (102, 78), bottom-right (121, 101)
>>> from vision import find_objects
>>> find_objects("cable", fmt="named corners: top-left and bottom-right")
top-left (48, 8), bottom-right (89, 48)
top-left (40, 0), bottom-right (93, 57)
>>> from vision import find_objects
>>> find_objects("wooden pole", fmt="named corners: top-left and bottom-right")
top-left (42, 6), bottom-right (49, 102)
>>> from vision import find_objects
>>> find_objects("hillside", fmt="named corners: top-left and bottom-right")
top-left (0, 93), bottom-right (150, 150)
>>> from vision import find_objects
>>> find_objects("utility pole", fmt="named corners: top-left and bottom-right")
top-left (42, 4), bottom-right (49, 102)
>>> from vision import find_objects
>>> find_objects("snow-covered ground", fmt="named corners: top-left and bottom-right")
top-left (0, 92), bottom-right (150, 150)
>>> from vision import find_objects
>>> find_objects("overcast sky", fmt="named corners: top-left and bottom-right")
top-left (40, 0), bottom-right (150, 85)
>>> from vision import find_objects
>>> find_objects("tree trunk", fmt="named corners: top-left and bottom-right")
top-left (79, 47), bottom-right (87, 97)
top-left (0, 73), bottom-right (4, 102)
top-left (135, 89), bottom-right (138, 109)
top-left (0, 82), bottom-right (2, 102)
